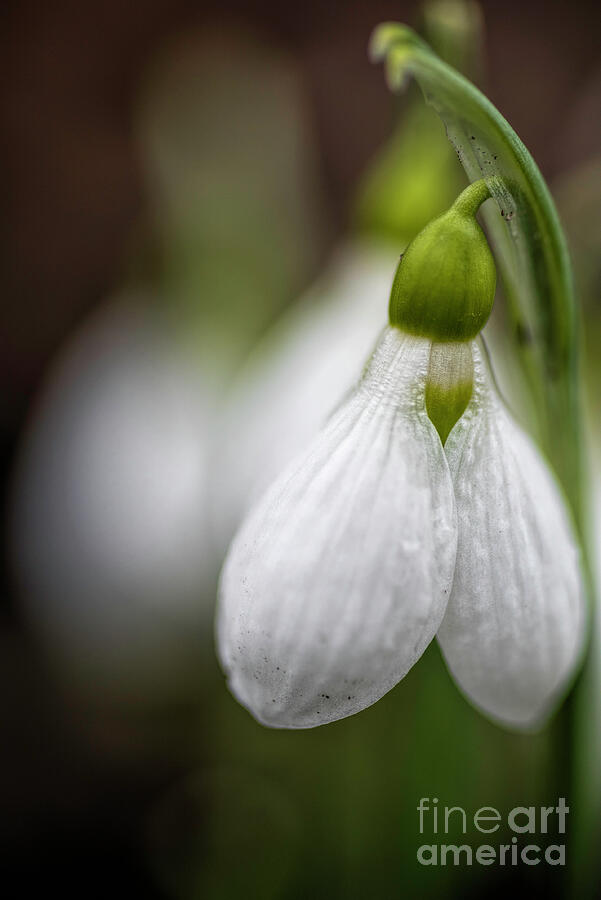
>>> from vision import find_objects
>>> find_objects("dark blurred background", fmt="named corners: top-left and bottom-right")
top-left (2, 1), bottom-right (601, 897)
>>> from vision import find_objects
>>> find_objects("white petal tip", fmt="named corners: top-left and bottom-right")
top-left (437, 639), bottom-right (586, 733)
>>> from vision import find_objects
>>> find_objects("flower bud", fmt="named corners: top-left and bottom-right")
top-left (389, 179), bottom-right (496, 341)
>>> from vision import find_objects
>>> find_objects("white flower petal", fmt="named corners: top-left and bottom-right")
top-left (217, 327), bottom-right (457, 728)
top-left (437, 344), bottom-right (586, 730)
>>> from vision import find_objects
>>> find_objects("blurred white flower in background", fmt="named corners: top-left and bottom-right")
top-left (213, 242), bottom-right (396, 548)
top-left (12, 299), bottom-right (214, 697)
top-left (9, 29), bottom-right (324, 702)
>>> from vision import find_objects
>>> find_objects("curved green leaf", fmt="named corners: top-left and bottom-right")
top-left (370, 23), bottom-right (582, 522)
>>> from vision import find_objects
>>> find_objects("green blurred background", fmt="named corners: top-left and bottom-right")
top-left (2, 1), bottom-right (601, 897)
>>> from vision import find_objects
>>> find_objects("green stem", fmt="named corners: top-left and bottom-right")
top-left (452, 178), bottom-right (491, 216)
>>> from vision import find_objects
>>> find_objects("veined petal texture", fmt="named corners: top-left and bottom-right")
top-left (217, 327), bottom-right (456, 728)
top-left (438, 345), bottom-right (586, 730)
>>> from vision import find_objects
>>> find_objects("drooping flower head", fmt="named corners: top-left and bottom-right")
top-left (216, 180), bottom-right (586, 731)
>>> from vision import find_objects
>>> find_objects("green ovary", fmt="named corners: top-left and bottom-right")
top-left (389, 180), bottom-right (496, 341)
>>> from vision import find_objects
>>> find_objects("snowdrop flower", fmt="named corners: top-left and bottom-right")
top-left (217, 181), bottom-right (586, 730)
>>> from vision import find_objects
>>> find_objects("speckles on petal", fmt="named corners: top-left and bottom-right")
top-left (217, 327), bottom-right (457, 728)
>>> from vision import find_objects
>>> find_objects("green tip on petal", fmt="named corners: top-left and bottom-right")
top-left (426, 341), bottom-right (473, 444)
top-left (389, 180), bottom-right (496, 341)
